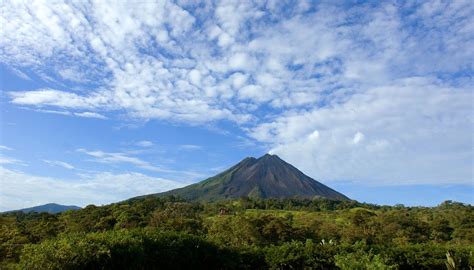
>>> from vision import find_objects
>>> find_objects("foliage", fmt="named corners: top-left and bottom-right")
top-left (1, 198), bottom-right (473, 269)
top-left (334, 243), bottom-right (396, 270)
top-left (335, 252), bottom-right (395, 270)
top-left (17, 229), bottom-right (264, 270)
top-left (264, 239), bottom-right (340, 269)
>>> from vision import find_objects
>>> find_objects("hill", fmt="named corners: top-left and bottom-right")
top-left (7, 203), bottom-right (81, 214)
top-left (146, 154), bottom-right (348, 201)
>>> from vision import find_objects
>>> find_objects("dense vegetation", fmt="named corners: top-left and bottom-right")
top-left (1, 197), bottom-right (473, 269)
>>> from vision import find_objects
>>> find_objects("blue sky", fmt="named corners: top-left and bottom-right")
top-left (0, 0), bottom-right (473, 210)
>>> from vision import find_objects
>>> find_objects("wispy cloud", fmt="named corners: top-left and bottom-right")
top-left (43, 160), bottom-right (74, 170)
top-left (76, 148), bottom-right (203, 180)
top-left (20, 107), bottom-right (107, 119)
top-left (0, 145), bottom-right (14, 151)
top-left (136, 141), bottom-right (154, 147)
top-left (0, 156), bottom-right (23, 165)
top-left (73, 112), bottom-right (107, 119)
top-left (0, 146), bottom-right (25, 166)
top-left (58, 68), bottom-right (88, 83)
top-left (9, 67), bottom-right (31, 80)
top-left (0, 153), bottom-right (26, 166)
top-left (10, 88), bottom-right (112, 112)
top-left (179, 144), bottom-right (202, 150)
top-left (77, 148), bottom-right (167, 172)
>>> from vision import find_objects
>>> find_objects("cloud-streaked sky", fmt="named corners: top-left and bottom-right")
top-left (1, 0), bottom-right (473, 210)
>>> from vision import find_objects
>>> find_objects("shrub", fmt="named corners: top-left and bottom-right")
top-left (17, 229), bottom-right (265, 270)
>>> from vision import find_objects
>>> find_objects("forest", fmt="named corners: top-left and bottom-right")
top-left (0, 197), bottom-right (473, 269)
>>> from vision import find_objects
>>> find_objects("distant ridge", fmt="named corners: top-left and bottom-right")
top-left (6, 203), bottom-right (81, 214)
top-left (145, 154), bottom-right (348, 201)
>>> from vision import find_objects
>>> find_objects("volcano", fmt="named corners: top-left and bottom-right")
top-left (149, 154), bottom-right (348, 201)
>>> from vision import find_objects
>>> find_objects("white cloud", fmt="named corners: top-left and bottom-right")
top-left (4, 1), bottom-right (472, 122)
top-left (43, 160), bottom-right (74, 170)
top-left (31, 109), bottom-right (72, 116)
top-left (0, 156), bottom-right (24, 165)
top-left (1, 1), bottom-right (472, 186)
top-left (352, 132), bottom-right (365, 145)
top-left (228, 52), bottom-right (254, 71)
top-left (0, 145), bottom-right (14, 151)
top-left (58, 68), bottom-right (87, 82)
top-left (179, 144), bottom-right (202, 150)
top-left (250, 78), bottom-right (473, 185)
top-left (0, 167), bottom-right (184, 211)
top-left (239, 85), bottom-right (272, 103)
top-left (229, 72), bottom-right (248, 89)
top-left (77, 148), bottom-right (167, 173)
top-left (214, 1), bottom-right (263, 39)
top-left (22, 108), bottom-right (107, 119)
top-left (73, 112), bottom-right (107, 119)
top-left (0, 147), bottom-right (25, 166)
top-left (10, 88), bottom-right (110, 109)
top-left (308, 130), bottom-right (320, 141)
top-left (188, 69), bottom-right (202, 86)
top-left (76, 148), bottom-right (204, 180)
top-left (136, 141), bottom-right (154, 147)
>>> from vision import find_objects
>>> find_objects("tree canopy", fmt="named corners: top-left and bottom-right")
top-left (1, 197), bottom-right (473, 269)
